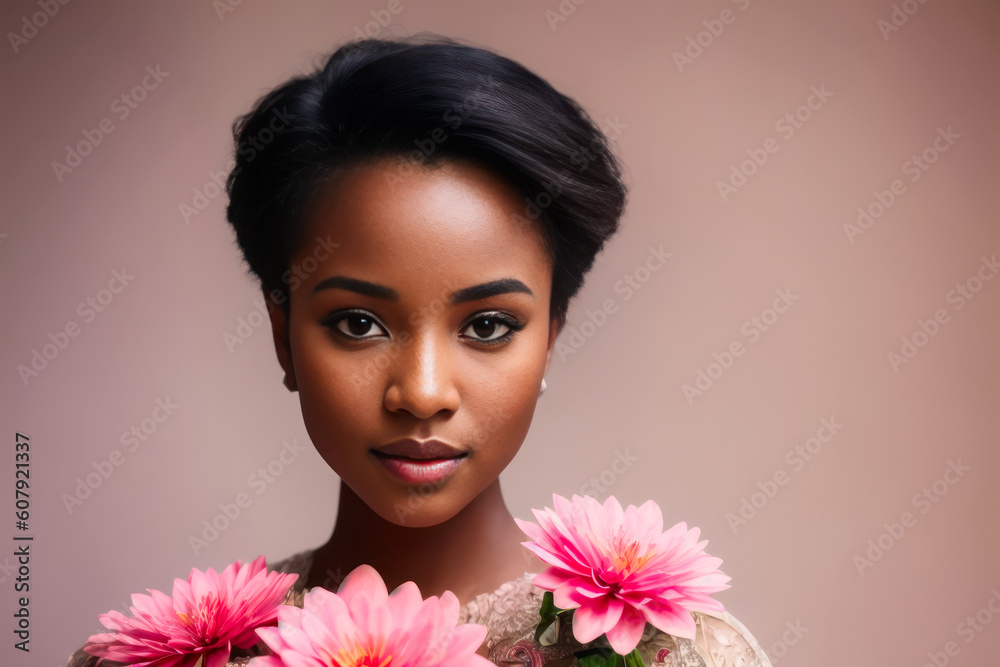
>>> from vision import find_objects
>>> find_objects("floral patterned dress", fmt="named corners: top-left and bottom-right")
top-left (65, 548), bottom-right (772, 667)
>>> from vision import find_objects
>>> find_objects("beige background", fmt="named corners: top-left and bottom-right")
top-left (2, 1), bottom-right (998, 665)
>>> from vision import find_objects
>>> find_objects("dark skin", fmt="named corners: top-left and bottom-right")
top-left (263, 156), bottom-right (556, 650)
top-left (308, 480), bottom-right (546, 607)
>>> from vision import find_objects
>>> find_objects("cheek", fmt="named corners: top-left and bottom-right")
top-left (292, 334), bottom-right (375, 442)
top-left (302, 370), bottom-right (376, 424)
top-left (466, 362), bottom-right (541, 460)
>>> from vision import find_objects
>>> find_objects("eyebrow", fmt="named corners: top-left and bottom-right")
top-left (311, 276), bottom-right (535, 303)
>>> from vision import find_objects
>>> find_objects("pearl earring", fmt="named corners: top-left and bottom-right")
top-left (540, 378), bottom-right (547, 395)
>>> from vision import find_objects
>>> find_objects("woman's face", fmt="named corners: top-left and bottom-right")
top-left (267, 156), bottom-right (559, 527)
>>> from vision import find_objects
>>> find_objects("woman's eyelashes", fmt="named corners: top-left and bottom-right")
top-left (460, 312), bottom-right (525, 346)
top-left (321, 309), bottom-right (525, 346)
top-left (323, 309), bottom-right (388, 341)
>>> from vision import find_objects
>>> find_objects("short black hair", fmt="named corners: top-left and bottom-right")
top-left (225, 33), bottom-right (628, 331)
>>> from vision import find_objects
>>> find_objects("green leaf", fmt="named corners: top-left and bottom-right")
top-left (534, 591), bottom-right (559, 642)
top-left (575, 647), bottom-right (625, 667)
top-left (623, 647), bottom-right (646, 667)
top-left (533, 591), bottom-right (577, 643)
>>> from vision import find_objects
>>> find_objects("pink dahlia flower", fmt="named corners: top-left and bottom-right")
top-left (250, 563), bottom-right (493, 667)
top-left (84, 555), bottom-right (298, 667)
top-left (515, 493), bottom-right (731, 655)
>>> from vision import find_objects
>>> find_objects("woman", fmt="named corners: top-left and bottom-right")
top-left (68, 34), bottom-right (771, 666)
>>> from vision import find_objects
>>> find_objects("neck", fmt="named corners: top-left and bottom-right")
top-left (306, 479), bottom-right (544, 606)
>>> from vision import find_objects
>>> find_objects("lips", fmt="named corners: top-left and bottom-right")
top-left (373, 438), bottom-right (465, 460)
top-left (371, 438), bottom-right (467, 484)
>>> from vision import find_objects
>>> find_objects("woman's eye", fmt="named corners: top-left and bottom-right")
top-left (326, 311), bottom-right (388, 340)
top-left (461, 313), bottom-right (521, 345)
top-left (324, 310), bottom-right (522, 346)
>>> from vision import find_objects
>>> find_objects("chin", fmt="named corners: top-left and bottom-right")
top-left (368, 488), bottom-right (473, 529)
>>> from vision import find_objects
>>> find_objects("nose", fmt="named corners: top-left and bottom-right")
top-left (382, 330), bottom-right (460, 419)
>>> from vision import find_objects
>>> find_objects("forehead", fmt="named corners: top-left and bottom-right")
top-left (296, 157), bottom-right (552, 283)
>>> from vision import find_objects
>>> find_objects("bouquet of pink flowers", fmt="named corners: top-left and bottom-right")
top-left (84, 495), bottom-right (729, 667)
top-left (83, 555), bottom-right (296, 667)
top-left (516, 494), bottom-right (731, 667)
top-left (83, 556), bottom-right (492, 667)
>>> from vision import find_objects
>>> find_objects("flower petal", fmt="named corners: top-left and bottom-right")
top-left (640, 598), bottom-right (698, 640)
top-left (571, 595), bottom-right (623, 644)
top-left (605, 603), bottom-right (647, 655)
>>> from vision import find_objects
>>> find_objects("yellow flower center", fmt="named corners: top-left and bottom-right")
top-left (333, 642), bottom-right (393, 667)
top-left (610, 529), bottom-right (654, 577)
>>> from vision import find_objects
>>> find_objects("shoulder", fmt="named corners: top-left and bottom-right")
top-left (266, 547), bottom-right (314, 579)
top-left (637, 609), bottom-right (773, 667)
top-left (265, 547), bottom-right (315, 606)
top-left (65, 646), bottom-right (101, 667)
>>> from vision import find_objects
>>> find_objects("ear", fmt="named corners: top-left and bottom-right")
top-left (264, 289), bottom-right (297, 392)
top-left (543, 317), bottom-right (561, 377)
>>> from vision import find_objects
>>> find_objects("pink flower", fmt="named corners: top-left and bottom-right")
top-left (250, 564), bottom-right (493, 667)
top-left (515, 494), bottom-right (731, 655)
top-left (84, 555), bottom-right (298, 667)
